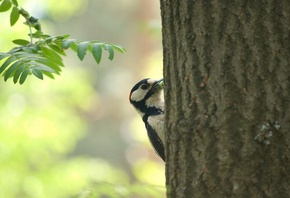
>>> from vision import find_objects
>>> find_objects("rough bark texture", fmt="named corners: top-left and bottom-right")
top-left (160, 1), bottom-right (290, 197)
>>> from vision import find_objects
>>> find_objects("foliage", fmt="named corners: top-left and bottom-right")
top-left (0, 69), bottom-right (165, 198)
top-left (0, 0), bottom-right (126, 84)
top-left (0, 0), bottom-right (165, 197)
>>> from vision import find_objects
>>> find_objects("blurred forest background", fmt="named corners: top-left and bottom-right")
top-left (0, 0), bottom-right (165, 197)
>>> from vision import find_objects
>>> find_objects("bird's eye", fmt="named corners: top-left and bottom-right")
top-left (140, 84), bottom-right (149, 90)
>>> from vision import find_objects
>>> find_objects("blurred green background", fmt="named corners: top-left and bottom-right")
top-left (0, 0), bottom-right (164, 197)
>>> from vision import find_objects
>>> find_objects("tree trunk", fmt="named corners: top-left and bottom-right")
top-left (160, 1), bottom-right (290, 197)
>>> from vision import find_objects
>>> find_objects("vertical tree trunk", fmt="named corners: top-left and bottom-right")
top-left (160, 1), bottom-right (290, 197)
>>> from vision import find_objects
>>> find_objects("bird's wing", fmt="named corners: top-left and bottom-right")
top-left (145, 123), bottom-right (165, 161)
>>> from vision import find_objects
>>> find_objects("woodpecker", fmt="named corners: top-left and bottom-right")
top-left (129, 78), bottom-right (165, 161)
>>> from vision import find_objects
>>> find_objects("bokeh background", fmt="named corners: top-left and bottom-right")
top-left (0, 0), bottom-right (164, 197)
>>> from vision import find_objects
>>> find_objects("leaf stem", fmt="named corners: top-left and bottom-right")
top-left (28, 25), bottom-right (33, 44)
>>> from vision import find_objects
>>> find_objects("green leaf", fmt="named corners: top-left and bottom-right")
top-left (13, 52), bottom-right (40, 60)
top-left (30, 31), bottom-right (49, 39)
top-left (44, 35), bottom-right (67, 43)
top-left (35, 59), bottom-right (61, 74)
top-left (4, 61), bottom-right (22, 81)
top-left (42, 71), bottom-right (55, 79)
top-left (10, 6), bottom-right (19, 26)
top-left (11, 0), bottom-right (18, 6)
top-left (12, 52), bottom-right (39, 60)
top-left (43, 36), bottom-right (53, 43)
top-left (12, 52), bottom-right (61, 74)
top-left (105, 44), bottom-right (114, 61)
top-left (22, 45), bottom-right (40, 53)
top-left (91, 43), bottom-right (102, 64)
top-left (48, 44), bottom-right (66, 55)
top-left (0, 53), bottom-right (9, 61)
top-left (30, 64), bottom-right (55, 73)
top-left (40, 46), bottom-right (64, 66)
top-left (69, 42), bottom-right (78, 52)
top-left (13, 64), bottom-right (25, 83)
top-left (63, 34), bottom-right (70, 39)
top-left (61, 39), bottom-right (75, 49)
top-left (0, 56), bottom-right (16, 74)
top-left (0, 0), bottom-right (11, 12)
top-left (32, 69), bottom-right (43, 80)
top-left (112, 44), bottom-right (126, 53)
top-left (42, 55), bottom-right (64, 67)
top-left (19, 68), bottom-right (30, 84)
top-left (12, 39), bottom-right (30, 45)
top-left (8, 46), bottom-right (22, 54)
top-left (77, 42), bottom-right (89, 61)
top-left (55, 34), bottom-right (70, 40)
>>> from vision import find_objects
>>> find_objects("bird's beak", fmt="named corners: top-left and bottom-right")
top-left (153, 79), bottom-right (164, 89)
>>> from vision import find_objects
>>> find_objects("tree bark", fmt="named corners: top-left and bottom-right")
top-left (160, 0), bottom-right (290, 197)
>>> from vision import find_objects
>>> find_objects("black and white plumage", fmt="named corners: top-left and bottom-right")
top-left (129, 78), bottom-right (165, 161)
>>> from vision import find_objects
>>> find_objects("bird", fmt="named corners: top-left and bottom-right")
top-left (129, 78), bottom-right (165, 161)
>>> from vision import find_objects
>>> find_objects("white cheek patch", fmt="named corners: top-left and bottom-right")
top-left (130, 89), bottom-right (147, 102)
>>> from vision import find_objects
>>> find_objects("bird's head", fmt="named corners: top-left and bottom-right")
top-left (129, 78), bottom-right (164, 116)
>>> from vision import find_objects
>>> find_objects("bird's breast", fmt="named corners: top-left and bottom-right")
top-left (147, 114), bottom-right (165, 144)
